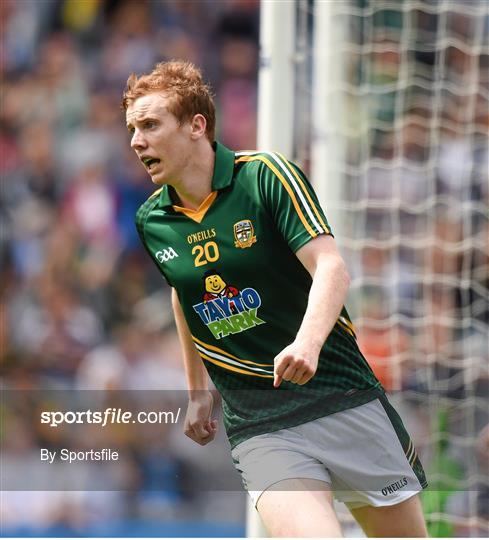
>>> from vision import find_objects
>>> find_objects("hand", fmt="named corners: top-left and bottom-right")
top-left (184, 390), bottom-right (218, 445)
top-left (273, 339), bottom-right (320, 388)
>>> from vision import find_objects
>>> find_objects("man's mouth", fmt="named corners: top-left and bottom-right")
top-left (141, 157), bottom-right (161, 171)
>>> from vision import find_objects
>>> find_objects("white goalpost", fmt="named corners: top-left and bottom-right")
top-left (257, 0), bottom-right (296, 157)
top-left (248, 0), bottom-right (297, 536)
top-left (251, 0), bottom-right (488, 537)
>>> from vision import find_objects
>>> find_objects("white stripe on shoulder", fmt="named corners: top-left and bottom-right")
top-left (195, 343), bottom-right (273, 375)
top-left (266, 152), bottom-right (324, 235)
top-left (235, 150), bottom-right (267, 157)
top-left (236, 151), bottom-right (324, 235)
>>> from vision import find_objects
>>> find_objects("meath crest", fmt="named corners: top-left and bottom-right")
top-left (234, 219), bottom-right (257, 249)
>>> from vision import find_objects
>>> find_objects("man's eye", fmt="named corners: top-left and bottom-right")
top-left (144, 121), bottom-right (156, 129)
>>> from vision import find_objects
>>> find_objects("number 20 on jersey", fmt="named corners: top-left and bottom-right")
top-left (192, 241), bottom-right (220, 267)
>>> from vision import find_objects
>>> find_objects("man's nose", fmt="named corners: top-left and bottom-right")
top-left (131, 130), bottom-right (147, 150)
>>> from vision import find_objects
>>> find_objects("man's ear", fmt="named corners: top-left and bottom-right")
top-left (190, 114), bottom-right (207, 140)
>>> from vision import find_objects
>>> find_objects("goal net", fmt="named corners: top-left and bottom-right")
top-left (293, 0), bottom-right (488, 536)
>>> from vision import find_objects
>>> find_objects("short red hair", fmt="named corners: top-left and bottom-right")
top-left (122, 60), bottom-right (216, 142)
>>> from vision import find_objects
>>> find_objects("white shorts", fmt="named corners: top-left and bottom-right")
top-left (231, 395), bottom-right (427, 509)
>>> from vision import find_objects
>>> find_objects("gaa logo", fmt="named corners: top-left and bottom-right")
top-left (155, 247), bottom-right (179, 263)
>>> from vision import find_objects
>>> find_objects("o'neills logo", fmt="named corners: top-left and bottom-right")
top-left (382, 477), bottom-right (408, 496)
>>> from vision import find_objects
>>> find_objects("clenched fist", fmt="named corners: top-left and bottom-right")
top-left (273, 339), bottom-right (321, 388)
top-left (184, 390), bottom-right (218, 445)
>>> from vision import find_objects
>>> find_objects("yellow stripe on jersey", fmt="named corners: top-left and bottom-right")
top-left (192, 335), bottom-right (271, 367)
top-left (341, 317), bottom-right (356, 333)
top-left (337, 320), bottom-right (355, 338)
top-left (149, 187), bottom-right (163, 199)
top-left (235, 155), bottom-right (318, 239)
top-left (173, 190), bottom-right (218, 224)
top-left (200, 352), bottom-right (273, 378)
top-left (276, 152), bottom-right (330, 234)
top-left (338, 316), bottom-right (356, 337)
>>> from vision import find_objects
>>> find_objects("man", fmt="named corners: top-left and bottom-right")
top-left (124, 60), bottom-right (428, 537)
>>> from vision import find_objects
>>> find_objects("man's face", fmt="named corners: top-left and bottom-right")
top-left (126, 93), bottom-right (191, 186)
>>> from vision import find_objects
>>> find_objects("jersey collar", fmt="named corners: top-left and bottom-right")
top-left (158, 141), bottom-right (235, 209)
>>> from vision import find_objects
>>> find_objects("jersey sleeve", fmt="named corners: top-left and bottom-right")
top-left (258, 152), bottom-right (333, 253)
top-left (135, 196), bottom-right (174, 287)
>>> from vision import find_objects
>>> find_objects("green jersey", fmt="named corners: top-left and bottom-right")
top-left (136, 142), bottom-right (383, 448)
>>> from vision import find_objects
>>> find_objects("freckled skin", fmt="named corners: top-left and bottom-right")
top-left (126, 93), bottom-right (194, 187)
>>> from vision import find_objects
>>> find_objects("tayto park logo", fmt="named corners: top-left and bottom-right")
top-left (193, 270), bottom-right (266, 340)
top-left (155, 247), bottom-right (178, 263)
top-left (382, 477), bottom-right (408, 496)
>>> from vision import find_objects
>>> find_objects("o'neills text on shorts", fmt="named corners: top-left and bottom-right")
top-left (382, 476), bottom-right (408, 495)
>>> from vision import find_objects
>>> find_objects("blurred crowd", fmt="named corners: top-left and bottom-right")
top-left (345, 4), bottom-right (489, 394)
top-left (1, 0), bottom-right (488, 537)
top-left (337, 2), bottom-right (488, 535)
top-left (1, 0), bottom-right (258, 535)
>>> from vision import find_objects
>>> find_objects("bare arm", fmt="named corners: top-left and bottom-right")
top-left (171, 288), bottom-right (217, 444)
top-left (273, 234), bottom-right (350, 387)
top-left (172, 288), bottom-right (209, 393)
top-left (295, 234), bottom-right (350, 348)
